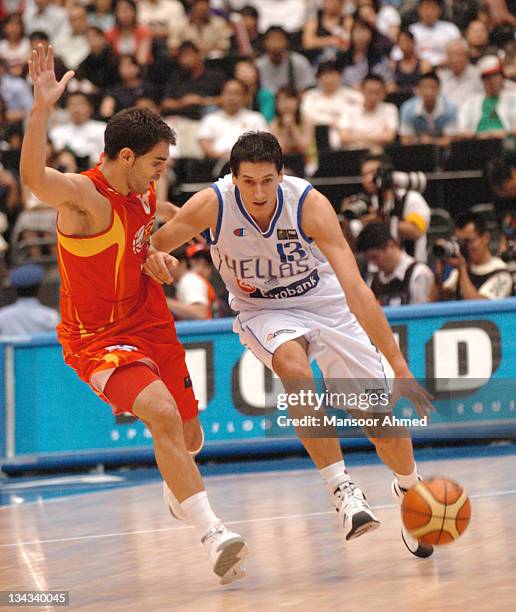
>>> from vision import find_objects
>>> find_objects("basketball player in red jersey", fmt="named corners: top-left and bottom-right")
top-left (20, 45), bottom-right (248, 585)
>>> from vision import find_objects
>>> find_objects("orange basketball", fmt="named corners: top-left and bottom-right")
top-left (401, 477), bottom-right (471, 545)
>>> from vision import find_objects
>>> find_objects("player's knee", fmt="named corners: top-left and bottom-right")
top-left (143, 400), bottom-right (183, 439)
top-left (273, 356), bottom-right (312, 380)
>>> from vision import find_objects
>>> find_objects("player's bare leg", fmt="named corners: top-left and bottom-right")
top-left (133, 380), bottom-right (249, 583)
top-left (272, 338), bottom-right (380, 540)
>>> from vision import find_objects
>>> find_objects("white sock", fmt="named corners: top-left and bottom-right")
top-left (395, 464), bottom-right (418, 490)
top-left (319, 460), bottom-right (350, 494)
top-left (180, 491), bottom-right (218, 537)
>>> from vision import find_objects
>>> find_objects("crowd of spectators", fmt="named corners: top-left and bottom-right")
top-left (0, 0), bottom-right (514, 329)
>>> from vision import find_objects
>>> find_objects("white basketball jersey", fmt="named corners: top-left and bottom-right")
top-left (209, 174), bottom-right (347, 313)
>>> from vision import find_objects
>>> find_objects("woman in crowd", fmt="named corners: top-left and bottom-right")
top-left (269, 88), bottom-right (314, 157)
top-left (302, 0), bottom-right (349, 63)
top-left (390, 29), bottom-right (430, 93)
top-left (233, 58), bottom-right (276, 122)
top-left (0, 13), bottom-right (29, 77)
top-left (105, 0), bottom-right (153, 65)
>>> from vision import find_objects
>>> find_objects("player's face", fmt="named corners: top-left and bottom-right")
top-left (233, 162), bottom-right (283, 217)
top-left (129, 141), bottom-right (170, 193)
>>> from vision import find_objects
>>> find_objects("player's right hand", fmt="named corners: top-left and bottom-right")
top-left (28, 44), bottom-right (75, 109)
top-left (143, 250), bottom-right (178, 285)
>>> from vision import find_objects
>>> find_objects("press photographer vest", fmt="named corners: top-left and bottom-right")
top-left (370, 261), bottom-right (418, 306)
top-left (455, 267), bottom-right (512, 299)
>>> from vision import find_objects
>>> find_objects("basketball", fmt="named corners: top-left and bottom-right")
top-left (401, 477), bottom-right (472, 545)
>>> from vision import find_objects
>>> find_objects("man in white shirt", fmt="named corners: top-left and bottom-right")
top-left (409, 0), bottom-right (461, 67)
top-left (438, 38), bottom-right (483, 109)
top-left (53, 4), bottom-right (90, 70)
top-left (23, 0), bottom-right (70, 42)
top-left (198, 79), bottom-right (268, 160)
top-left (357, 222), bottom-right (434, 305)
top-left (138, 0), bottom-right (185, 42)
top-left (49, 92), bottom-right (106, 167)
top-left (301, 61), bottom-right (363, 150)
top-left (339, 74), bottom-right (398, 150)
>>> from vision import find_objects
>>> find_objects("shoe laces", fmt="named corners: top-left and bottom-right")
top-left (201, 520), bottom-right (226, 545)
top-left (334, 481), bottom-right (367, 513)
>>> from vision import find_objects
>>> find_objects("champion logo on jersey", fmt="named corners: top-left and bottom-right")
top-left (277, 229), bottom-right (299, 240)
top-left (233, 228), bottom-right (247, 237)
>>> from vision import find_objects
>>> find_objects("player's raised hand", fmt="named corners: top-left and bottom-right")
top-left (28, 45), bottom-right (75, 109)
top-left (390, 375), bottom-right (435, 419)
top-left (143, 249), bottom-right (178, 285)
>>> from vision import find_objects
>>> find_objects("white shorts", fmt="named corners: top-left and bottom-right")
top-left (234, 303), bottom-right (388, 387)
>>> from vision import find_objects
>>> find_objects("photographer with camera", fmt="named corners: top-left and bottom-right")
top-left (430, 212), bottom-right (513, 301)
top-left (341, 154), bottom-right (430, 262)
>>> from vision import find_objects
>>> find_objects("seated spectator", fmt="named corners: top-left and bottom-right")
top-left (23, 0), bottom-right (69, 42)
top-left (0, 13), bottom-right (30, 77)
top-left (198, 79), bottom-right (268, 160)
top-left (269, 88), bottom-right (314, 156)
top-left (88, 0), bottom-right (116, 32)
top-left (161, 42), bottom-right (225, 121)
top-left (0, 58), bottom-right (32, 122)
top-left (464, 19), bottom-right (490, 65)
top-left (252, 0), bottom-right (310, 35)
top-left (0, 264), bottom-right (59, 335)
top-left (357, 222), bottom-right (434, 305)
top-left (53, 4), bottom-right (91, 71)
top-left (167, 244), bottom-right (220, 320)
top-left (76, 27), bottom-right (120, 93)
top-left (106, 0), bottom-right (153, 65)
top-left (354, 2), bottom-right (394, 57)
top-left (49, 92), bottom-right (106, 167)
top-left (233, 58), bottom-right (276, 122)
top-left (337, 18), bottom-right (393, 90)
top-left (302, 0), bottom-right (349, 64)
top-left (409, 0), bottom-right (461, 67)
top-left (438, 39), bottom-right (483, 109)
top-left (230, 5), bottom-right (265, 58)
top-left (100, 55), bottom-right (159, 119)
top-left (431, 212), bottom-right (513, 300)
top-left (256, 26), bottom-right (316, 95)
top-left (391, 29), bottom-right (431, 94)
top-left (339, 74), bottom-right (398, 150)
top-left (137, 0), bottom-right (185, 48)
top-left (487, 156), bottom-right (516, 200)
top-left (168, 0), bottom-right (232, 57)
top-left (458, 55), bottom-right (516, 139)
top-left (301, 60), bottom-right (363, 149)
top-left (400, 71), bottom-right (458, 146)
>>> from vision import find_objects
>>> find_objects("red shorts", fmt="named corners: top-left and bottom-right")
top-left (63, 333), bottom-right (198, 421)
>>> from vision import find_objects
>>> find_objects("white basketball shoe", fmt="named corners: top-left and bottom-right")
top-left (392, 478), bottom-right (434, 558)
top-left (201, 521), bottom-right (249, 585)
top-left (333, 481), bottom-right (381, 540)
top-left (163, 482), bottom-right (187, 521)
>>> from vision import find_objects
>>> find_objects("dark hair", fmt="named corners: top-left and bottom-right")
top-left (264, 25), bottom-right (288, 40)
top-left (276, 87), bottom-right (302, 125)
top-left (316, 60), bottom-right (341, 77)
top-left (66, 91), bottom-right (93, 105)
top-left (398, 28), bottom-right (415, 42)
top-left (87, 25), bottom-right (105, 36)
top-left (104, 107), bottom-right (175, 159)
top-left (115, 0), bottom-right (137, 27)
top-left (360, 153), bottom-right (392, 170)
top-left (29, 30), bottom-right (49, 42)
top-left (418, 70), bottom-right (440, 85)
top-left (455, 212), bottom-right (487, 235)
top-left (362, 73), bottom-right (386, 87)
top-left (223, 78), bottom-right (249, 95)
top-left (230, 131), bottom-right (283, 175)
top-left (241, 5), bottom-right (259, 19)
top-left (356, 222), bottom-right (393, 252)
top-left (16, 285), bottom-right (40, 298)
top-left (178, 40), bottom-right (200, 55)
top-left (487, 157), bottom-right (513, 190)
top-left (2, 13), bottom-right (25, 38)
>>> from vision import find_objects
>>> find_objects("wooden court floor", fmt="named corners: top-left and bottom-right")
top-left (0, 453), bottom-right (515, 612)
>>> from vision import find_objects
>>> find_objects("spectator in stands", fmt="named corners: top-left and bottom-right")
top-left (138, 0), bottom-right (185, 50)
top-left (302, 0), bottom-right (349, 64)
top-left (0, 13), bottom-right (30, 77)
top-left (399, 71), bottom-right (458, 145)
top-left (198, 78), bottom-right (268, 160)
top-left (390, 29), bottom-right (431, 94)
top-left (230, 5), bottom-right (265, 58)
top-left (409, 0), bottom-right (461, 67)
top-left (487, 156), bottom-right (516, 200)
top-left (88, 0), bottom-right (116, 32)
top-left (0, 1), bottom-right (24, 22)
top-left (76, 27), bottom-right (120, 93)
top-left (357, 222), bottom-right (434, 305)
top-left (301, 60), bottom-right (363, 150)
top-left (0, 264), bottom-right (59, 335)
top-left (354, 2), bottom-right (394, 58)
top-left (167, 244), bottom-right (220, 320)
top-left (23, 0), bottom-right (69, 42)
top-left (431, 212), bottom-right (513, 300)
top-left (337, 18), bottom-right (393, 90)
top-left (438, 39), bottom-right (483, 109)
top-left (269, 88), bottom-right (314, 156)
top-left (54, 4), bottom-right (91, 71)
top-left (250, 0), bottom-right (310, 35)
top-left (106, 0), bottom-right (153, 65)
top-left (28, 31), bottom-right (67, 81)
top-left (458, 55), bottom-right (516, 138)
top-left (339, 74), bottom-right (398, 150)
top-left (465, 19), bottom-right (490, 65)
top-left (370, 0), bottom-right (402, 43)
top-left (256, 26), bottom-right (316, 94)
top-left (233, 58), bottom-right (276, 122)
top-left (49, 92), bottom-right (106, 168)
top-left (100, 54), bottom-right (159, 118)
top-left (168, 0), bottom-right (232, 57)
top-left (0, 58), bottom-right (32, 122)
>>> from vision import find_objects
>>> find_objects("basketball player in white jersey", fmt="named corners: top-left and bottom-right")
top-left (145, 132), bottom-right (435, 558)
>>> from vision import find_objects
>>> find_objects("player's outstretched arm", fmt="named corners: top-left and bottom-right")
top-left (302, 189), bottom-right (434, 415)
top-left (20, 45), bottom-right (85, 210)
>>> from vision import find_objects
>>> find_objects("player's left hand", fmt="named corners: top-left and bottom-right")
top-left (390, 374), bottom-right (435, 418)
top-left (143, 249), bottom-right (178, 284)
